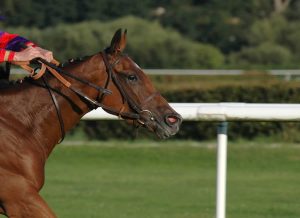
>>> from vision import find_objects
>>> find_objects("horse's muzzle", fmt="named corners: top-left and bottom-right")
top-left (151, 112), bottom-right (182, 139)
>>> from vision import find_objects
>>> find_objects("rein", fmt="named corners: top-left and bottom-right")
top-left (12, 50), bottom-right (159, 142)
top-left (13, 59), bottom-right (110, 142)
top-left (42, 77), bottom-right (66, 142)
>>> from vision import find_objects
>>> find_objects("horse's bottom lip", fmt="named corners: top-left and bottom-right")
top-left (153, 123), bottom-right (179, 139)
top-left (142, 115), bottom-right (181, 139)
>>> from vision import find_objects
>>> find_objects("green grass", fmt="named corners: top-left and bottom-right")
top-left (4, 140), bottom-right (300, 218)
top-left (226, 142), bottom-right (300, 218)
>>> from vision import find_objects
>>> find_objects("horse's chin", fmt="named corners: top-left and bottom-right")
top-left (145, 120), bottom-right (180, 139)
top-left (155, 126), bottom-right (179, 139)
top-left (155, 130), bottom-right (174, 139)
top-left (126, 117), bottom-right (181, 139)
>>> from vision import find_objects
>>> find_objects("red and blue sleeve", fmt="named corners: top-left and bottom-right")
top-left (0, 31), bottom-right (36, 63)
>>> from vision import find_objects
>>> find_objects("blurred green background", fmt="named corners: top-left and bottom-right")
top-left (2, 0), bottom-right (300, 69)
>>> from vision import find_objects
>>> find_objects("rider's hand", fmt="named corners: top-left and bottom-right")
top-left (13, 47), bottom-right (53, 62)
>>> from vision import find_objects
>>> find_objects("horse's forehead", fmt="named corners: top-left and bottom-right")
top-left (118, 56), bottom-right (142, 71)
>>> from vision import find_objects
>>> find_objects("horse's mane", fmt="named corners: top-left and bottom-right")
top-left (60, 55), bottom-right (91, 68)
top-left (0, 55), bottom-right (92, 90)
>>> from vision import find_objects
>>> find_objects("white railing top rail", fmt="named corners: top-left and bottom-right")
top-left (82, 103), bottom-right (300, 121)
top-left (11, 68), bottom-right (300, 76)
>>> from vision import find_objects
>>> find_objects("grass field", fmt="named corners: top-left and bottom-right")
top-left (29, 140), bottom-right (300, 218)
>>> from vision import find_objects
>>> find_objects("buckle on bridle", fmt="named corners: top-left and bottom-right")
top-left (137, 109), bottom-right (155, 125)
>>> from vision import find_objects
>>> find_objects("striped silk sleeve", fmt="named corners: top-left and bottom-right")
top-left (0, 31), bottom-right (37, 63)
top-left (0, 49), bottom-right (15, 62)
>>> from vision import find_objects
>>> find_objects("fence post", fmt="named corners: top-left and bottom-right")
top-left (216, 121), bottom-right (228, 218)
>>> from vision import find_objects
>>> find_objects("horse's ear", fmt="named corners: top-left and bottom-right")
top-left (108, 28), bottom-right (127, 54)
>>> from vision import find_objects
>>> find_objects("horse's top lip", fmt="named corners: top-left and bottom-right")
top-left (143, 112), bottom-right (181, 139)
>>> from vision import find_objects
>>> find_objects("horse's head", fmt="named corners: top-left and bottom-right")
top-left (100, 29), bottom-right (182, 139)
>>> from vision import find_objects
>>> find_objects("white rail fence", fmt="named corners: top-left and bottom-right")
top-left (82, 103), bottom-right (300, 218)
top-left (11, 69), bottom-right (300, 80)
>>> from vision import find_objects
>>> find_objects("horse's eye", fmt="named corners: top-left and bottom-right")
top-left (128, 75), bottom-right (138, 82)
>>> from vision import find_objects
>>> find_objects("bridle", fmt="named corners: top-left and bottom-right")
top-left (24, 50), bottom-right (160, 142)
top-left (100, 51), bottom-right (159, 125)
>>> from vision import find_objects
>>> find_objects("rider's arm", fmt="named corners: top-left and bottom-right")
top-left (0, 31), bottom-right (36, 63)
top-left (0, 31), bottom-right (52, 63)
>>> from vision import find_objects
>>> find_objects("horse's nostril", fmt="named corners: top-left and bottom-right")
top-left (165, 114), bottom-right (181, 126)
top-left (167, 116), bottom-right (178, 124)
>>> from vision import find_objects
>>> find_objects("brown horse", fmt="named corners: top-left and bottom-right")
top-left (0, 29), bottom-right (182, 217)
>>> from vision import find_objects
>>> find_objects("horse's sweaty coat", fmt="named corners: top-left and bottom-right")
top-left (0, 29), bottom-right (181, 217)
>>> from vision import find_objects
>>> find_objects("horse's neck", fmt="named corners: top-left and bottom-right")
top-left (0, 54), bottom-right (106, 158)
top-left (39, 55), bottom-right (107, 154)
